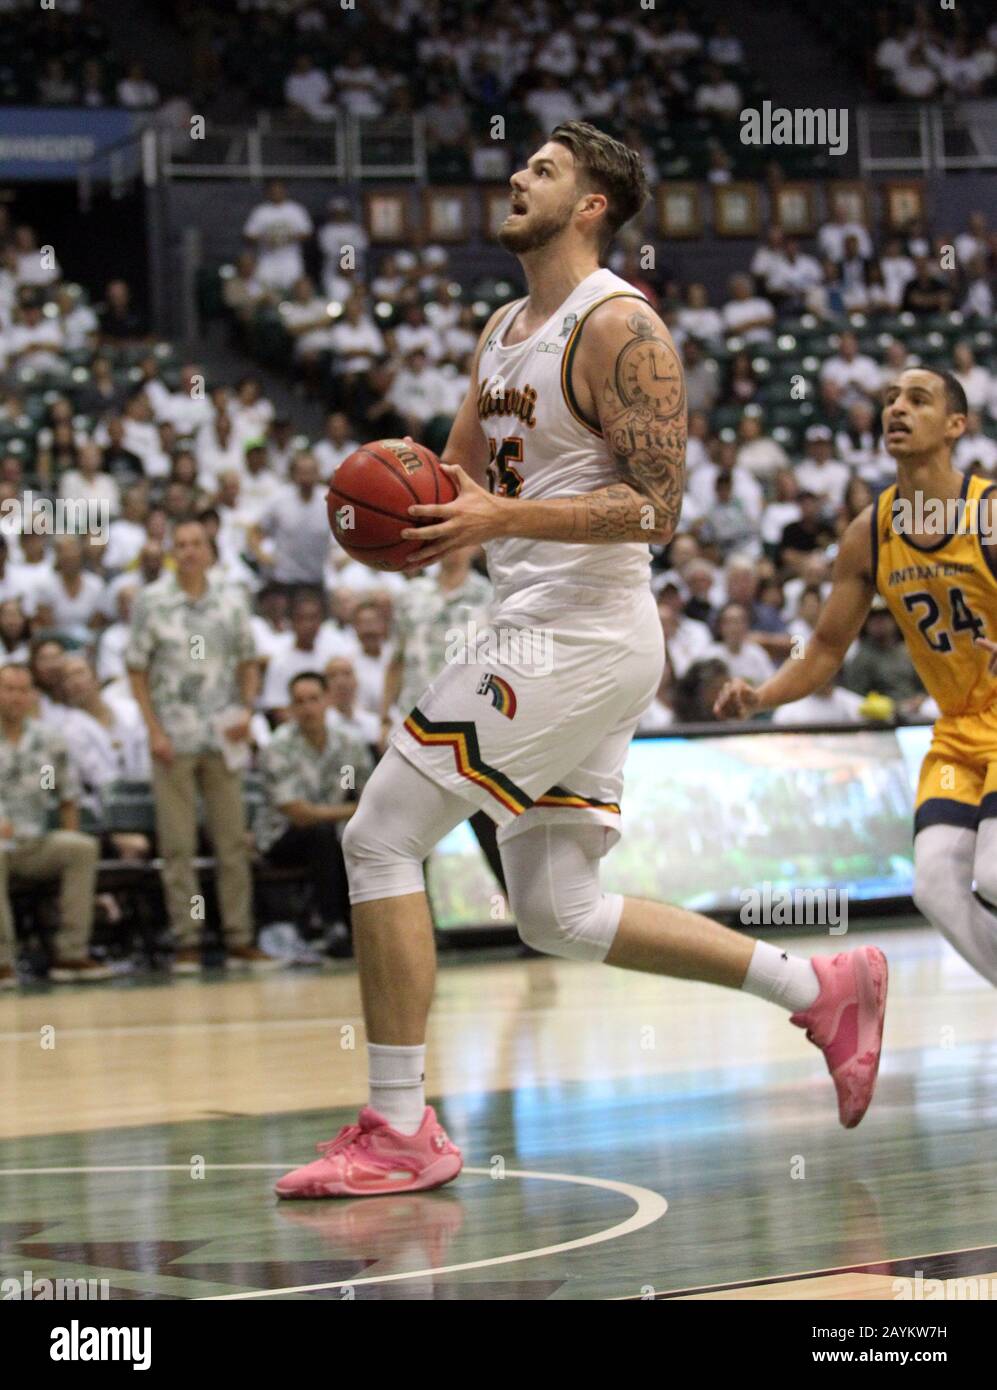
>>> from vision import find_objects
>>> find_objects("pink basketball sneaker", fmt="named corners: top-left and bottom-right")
top-left (275, 1106), bottom-right (462, 1199)
top-left (790, 946), bottom-right (888, 1129)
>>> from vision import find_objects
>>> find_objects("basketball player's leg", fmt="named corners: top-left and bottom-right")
top-left (501, 820), bottom-right (754, 983)
top-left (342, 745), bottom-right (473, 1046)
top-left (498, 707), bottom-right (816, 1004)
top-left (911, 748), bottom-right (997, 984)
top-left (502, 823), bottom-right (813, 999)
top-left (502, 810), bottom-right (885, 1127)
top-left (275, 748), bottom-right (472, 1199)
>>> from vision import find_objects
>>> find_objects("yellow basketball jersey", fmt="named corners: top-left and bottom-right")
top-left (873, 472), bottom-right (997, 718)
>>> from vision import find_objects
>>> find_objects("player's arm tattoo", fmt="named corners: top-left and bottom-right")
top-left (577, 311), bottom-right (687, 543)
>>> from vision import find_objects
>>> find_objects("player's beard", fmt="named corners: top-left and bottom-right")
top-left (498, 199), bottom-right (575, 254)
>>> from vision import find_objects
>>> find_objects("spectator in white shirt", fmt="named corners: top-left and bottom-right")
top-left (58, 442), bottom-right (121, 518)
top-left (237, 442), bottom-right (283, 518)
top-left (34, 536), bottom-right (107, 642)
top-left (318, 197), bottom-right (368, 297)
top-left (96, 585), bottom-right (137, 685)
top-left (661, 12), bottom-right (702, 60)
top-left (767, 238), bottom-right (824, 309)
top-left (817, 210), bottom-right (873, 263)
top-left (750, 226), bottom-right (787, 295)
top-left (55, 284), bottom-right (98, 351)
top-left (772, 677), bottom-right (864, 725)
top-left (243, 181), bottom-right (313, 292)
top-left (894, 44), bottom-right (939, 98)
top-left (953, 412), bottom-right (997, 474)
top-left (250, 451), bottom-right (331, 590)
top-left (328, 296), bottom-right (385, 378)
top-left (952, 342), bottom-right (992, 414)
top-left (955, 212), bottom-right (988, 269)
top-left (880, 238), bottom-right (916, 308)
top-left (706, 603), bottom-right (776, 685)
top-left (284, 55), bottom-right (336, 121)
top-left (391, 302), bottom-right (444, 362)
top-left (325, 655), bottom-right (381, 745)
top-left (6, 300), bottom-right (65, 371)
top-left (694, 64), bottom-right (741, 117)
top-left (13, 226), bottom-right (62, 286)
top-left (835, 401), bottom-right (881, 478)
top-left (260, 590), bottom-right (356, 719)
top-left (157, 362), bottom-right (212, 435)
top-left (386, 349), bottom-right (447, 430)
top-left (656, 586), bottom-right (712, 678)
top-left (196, 411), bottom-right (244, 486)
top-left (688, 440), bottom-right (764, 523)
top-left (761, 468), bottom-right (803, 552)
top-left (736, 414), bottom-right (788, 483)
top-left (348, 598), bottom-right (393, 716)
top-left (265, 418), bottom-right (300, 478)
top-left (706, 20), bottom-right (743, 65)
top-left (525, 74), bottom-right (582, 130)
top-left (281, 276), bottom-right (335, 366)
top-left (229, 376), bottom-right (274, 445)
top-left (116, 61), bottom-right (159, 110)
top-left (721, 274), bottom-right (775, 342)
top-left (962, 257), bottom-right (994, 321)
top-left (313, 412), bottom-right (359, 480)
top-left (819, 330), bottom-right (881, 402)
top-left (251, 585), bottom-right (292, 672)
top-left (677, 283), bottom-right (723, 341)
top-left (794, 426), bottom-right (851, 509)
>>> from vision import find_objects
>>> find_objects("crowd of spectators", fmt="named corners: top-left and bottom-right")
top-left (165, 0), bottom-right (780, 182)
top-left (867, 4), bottom-right (996, 100)
top-left (0, 165), bottom-right (995, 983)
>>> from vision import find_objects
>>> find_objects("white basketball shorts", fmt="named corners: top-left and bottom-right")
top-left (391, 584), bottom-right (664, 849)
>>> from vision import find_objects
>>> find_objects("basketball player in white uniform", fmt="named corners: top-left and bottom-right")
top-left (276, 123), bottom-right (888, 1200)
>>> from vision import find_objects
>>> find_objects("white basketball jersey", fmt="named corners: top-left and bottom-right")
top-left (476, 268), bottom-right (652, 607)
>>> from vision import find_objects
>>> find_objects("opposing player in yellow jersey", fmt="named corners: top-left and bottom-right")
top-left (717, 367), bottom-right (997, 983)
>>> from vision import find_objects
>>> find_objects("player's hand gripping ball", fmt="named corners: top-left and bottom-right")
top-left (326, 438), bottom-right (457, 571)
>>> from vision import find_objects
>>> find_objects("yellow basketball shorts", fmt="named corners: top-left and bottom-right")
top-left (915, 702), bottom-right (997, 834)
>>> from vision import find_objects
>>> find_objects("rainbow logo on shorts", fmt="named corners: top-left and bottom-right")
top-left (476, 673), bottom-right (517, 719)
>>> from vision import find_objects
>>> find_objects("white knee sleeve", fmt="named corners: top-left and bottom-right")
top-left (343, 747), bottom-right (473, 904)
top-left (501, 822), bottom-right (623, 962)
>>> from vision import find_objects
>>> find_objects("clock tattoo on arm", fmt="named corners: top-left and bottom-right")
top-left (600, 311), bottom-right (687, 541)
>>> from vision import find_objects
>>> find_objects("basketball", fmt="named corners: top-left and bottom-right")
top-left (326, 438), bottom-right (457, 570)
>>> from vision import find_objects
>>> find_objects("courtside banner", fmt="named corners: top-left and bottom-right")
top-left (0, 108), bottom-right (136, 179)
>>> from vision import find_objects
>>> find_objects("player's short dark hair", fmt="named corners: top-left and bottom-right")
top-left (290, 670), bottom-right (327, 694)
top-left (549, 121), bottom-right (649, 246)
top-left (930, 369), bottom-right (969, 416)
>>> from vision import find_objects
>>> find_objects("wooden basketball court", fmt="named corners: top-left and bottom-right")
top-left (2, 919), bottom-right (994, 1300)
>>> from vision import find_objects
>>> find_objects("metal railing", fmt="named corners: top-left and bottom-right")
top-left (858, 100), bottom-right (997, 173)
top-left (77, 113), bottom-right (428, 204)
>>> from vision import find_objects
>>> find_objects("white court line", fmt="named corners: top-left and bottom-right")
top-left (0, 1162), bottom-right (668, 1296)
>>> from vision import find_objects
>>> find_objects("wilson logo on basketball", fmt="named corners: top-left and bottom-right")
top-left (476, 673), bottom-right (517, 719)
top-left (380, 439), bottom-right (424, 473)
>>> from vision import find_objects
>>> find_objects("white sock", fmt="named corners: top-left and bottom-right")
top-left (368, 1043), bottom-right (426, 1135)
top-left (742, 940), bottom-right (820, 1012)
